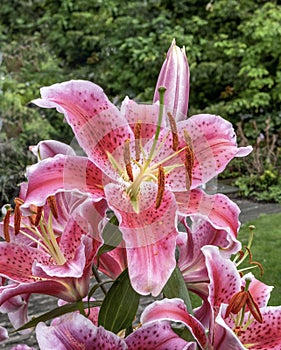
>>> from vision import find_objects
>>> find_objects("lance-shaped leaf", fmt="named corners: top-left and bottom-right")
top-left (162, 265), bottom-right (193, 315)
top-left (98, 268), bottom-right (140, 334)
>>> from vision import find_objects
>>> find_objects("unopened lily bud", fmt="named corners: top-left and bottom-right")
top-left (153, 39), bottom-right (190, 122)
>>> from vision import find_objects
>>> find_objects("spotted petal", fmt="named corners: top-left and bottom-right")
top-left (21, 154), bottom-right (104, 213)
top-left (178, 114), bottom-right (252, 187)
top-left (32, 80), bottom-right (133, 178)
top-left (176, 188), bottom-right (241, 238)
top-left (36, 312), bottom-right (127, 350)
top-left (125, 321), bottom-right (196, 349)
top-left (104, 182), bottom-right (177, 296)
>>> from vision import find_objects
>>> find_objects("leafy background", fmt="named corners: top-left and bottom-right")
top-left (1, 0), bottom-right (281, 206)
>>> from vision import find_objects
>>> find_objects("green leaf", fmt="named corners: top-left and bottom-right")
top-left (15, 300), bottom-right (101, 332)
top-left (162, 265), bottom-right (193, 315)
top-left (97, 215), bottom-right (123, 259)
top-left (98, 268), bottom-right (140, 334)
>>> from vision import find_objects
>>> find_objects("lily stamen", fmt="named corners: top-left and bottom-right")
top-left (167, 112), bottom-right (179, 151)
top-left (14, 197), bottom-right (24, 235)
top-left (47, 195), bottom-right (58, 220)
top-left (155, 165), bottom-right (165, 209)
top-left (134, 121), bottom-right (142, 162)
top-left (34, 206), bottom-right (44, 227)
top-left (3, 208), bottom-right (11, 243)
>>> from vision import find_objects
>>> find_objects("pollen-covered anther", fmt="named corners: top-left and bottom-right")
top-left (34, 206), bottom-right (44, 227)
top-left (134, 121), bottom-right (142, 162)
top-left (185, 146), bottom-right (194, 189)
top-left (3, 208), bottom-right (12, 242)
top-left (47, 195), bottom-right (58, 220)
top-left (225, 287), bottom-right (263, 324)
top-left (124, 138), bottom-right (134, 182)
top-left (14, 197), bottom-right (24, 235)
top-left (155, 165), bottom-right (165, 209)
top-left (167, 112), bottom-right (179, 151)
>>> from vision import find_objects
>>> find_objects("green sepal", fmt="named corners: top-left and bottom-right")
top-left (98, 268), bottom-right (140, 334)
top-left (162, 265), bottom-right (193, 315)
top-left (14, 300), bottom-right (101, 332)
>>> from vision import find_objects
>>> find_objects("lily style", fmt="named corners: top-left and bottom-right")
top-left (19, 40), bottom-right (252, 297)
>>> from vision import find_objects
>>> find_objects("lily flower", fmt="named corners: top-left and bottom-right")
top-left (20, 42), bottom-right (251, 296)
top-left (0, 188), bottom-right (103, 327)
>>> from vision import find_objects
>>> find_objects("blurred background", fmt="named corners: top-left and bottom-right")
top-left (1, 0), bottom-right (281, 207)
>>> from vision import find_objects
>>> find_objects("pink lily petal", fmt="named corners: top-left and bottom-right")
top-left (202, 246), bottom-right (241, 310)
top-left (36, 312), bottom-right (127, 350)
top-left (242, 272), bottom-right (273, 309)
top-left (104, 182), bottom-right (177, 296)
top-left (0, 293), bottom-right (30, 332)
top-left (176, 188), bottom-right (241, 238)
top-left (239, 306), bottom-right (281, 348)
top-left (177, 114), bottom-right (252, 187)
top-left (32, 80), bottom-right (133, 177)
top-left (153, 39), bottom-right (190, 122)
top-left (121, 97), bottom-right (161, 141)
top-left (0, 326), bottom-right (8, 343)
top-left (214, 305), bottom-right (245, 349)
top-left (30, 140), bottom-right (76, 160)
top-left (125, 320), bottom-right (196, 349)
top-left (21, 154), bottom-right (104, 213)
top-left (141, 298), bottom-right (208, 349)
top-left (0, 242), bottom-right (49, 283)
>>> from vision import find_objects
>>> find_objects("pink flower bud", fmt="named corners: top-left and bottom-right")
top-left (154, 39), bottom-right (190, 121)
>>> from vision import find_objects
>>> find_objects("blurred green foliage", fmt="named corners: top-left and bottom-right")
top-left (1, 0), bottom-right (281, 205)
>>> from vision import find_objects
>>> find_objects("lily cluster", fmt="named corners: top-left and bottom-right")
top-left (1, 40), bottom-right (281, 349)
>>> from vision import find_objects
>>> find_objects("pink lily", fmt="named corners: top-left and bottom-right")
top-left (21, 42), bottom-right (251, 296)
top-left (0, 190), bottom-right (103, 324)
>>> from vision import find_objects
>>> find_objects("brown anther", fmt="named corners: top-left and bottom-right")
top-left (3, 208), bottom-right (12, 242)
top-left (134, 121), bottom-right (142, 162)
top-left (167, 112), bottom-right (179, 151)
top-left (34, 206), bottom-right (44, 227)
top-left (225, 288), bottom-right (263, 324)
top-left (124, 139), bottom-right (134, 182)
top-left (184, 146), bottom-right (194, 189)
top-left (155, 165), bottom-right (165, 209)
top-left (14, 197), bottom-right (24, 235)
top-left (246, 290), bottom-right (263, 323)
top-left (225, 290), bottom-right (248, 318)
top-left (47, 195), bottom-right (58, 220)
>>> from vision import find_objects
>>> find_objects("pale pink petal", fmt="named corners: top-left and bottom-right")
top-left (97, 243), bottom-right (127, 279)
top-left (176, 189), bottom-right (241, 238)
top-left (125, 321), bottom-right (196, 349)
top-left (32, 80), bottom-right (133, 177)
top-left (153, 40), bottom-right (190, 122)
top-left (30, 140), bottom-right (76, 160)
top-left (121, 97), bottom-right (161, 140)
top-left (177, 114), bottom-right (252, 187)
top-left (21, 154), bottom-right (104, 213)
top-left (202, 246), bottom-right (241, 309)
top-left (239, 306), bottom-right (281, 348)
top-left (141, 298), bottom-right (208, 348)
top-left (36, 313), bottom-right (127, 350)
top-left (214, 305), bottom-right (245, 349)
top-left (242, 272), bottom-right (273, 308)
top-left (0, 326), bottom-right (8, 343)
top-left (104, 182), bottom-right (177, 296)
top-left (0, 242), bottom-right (48, 283)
